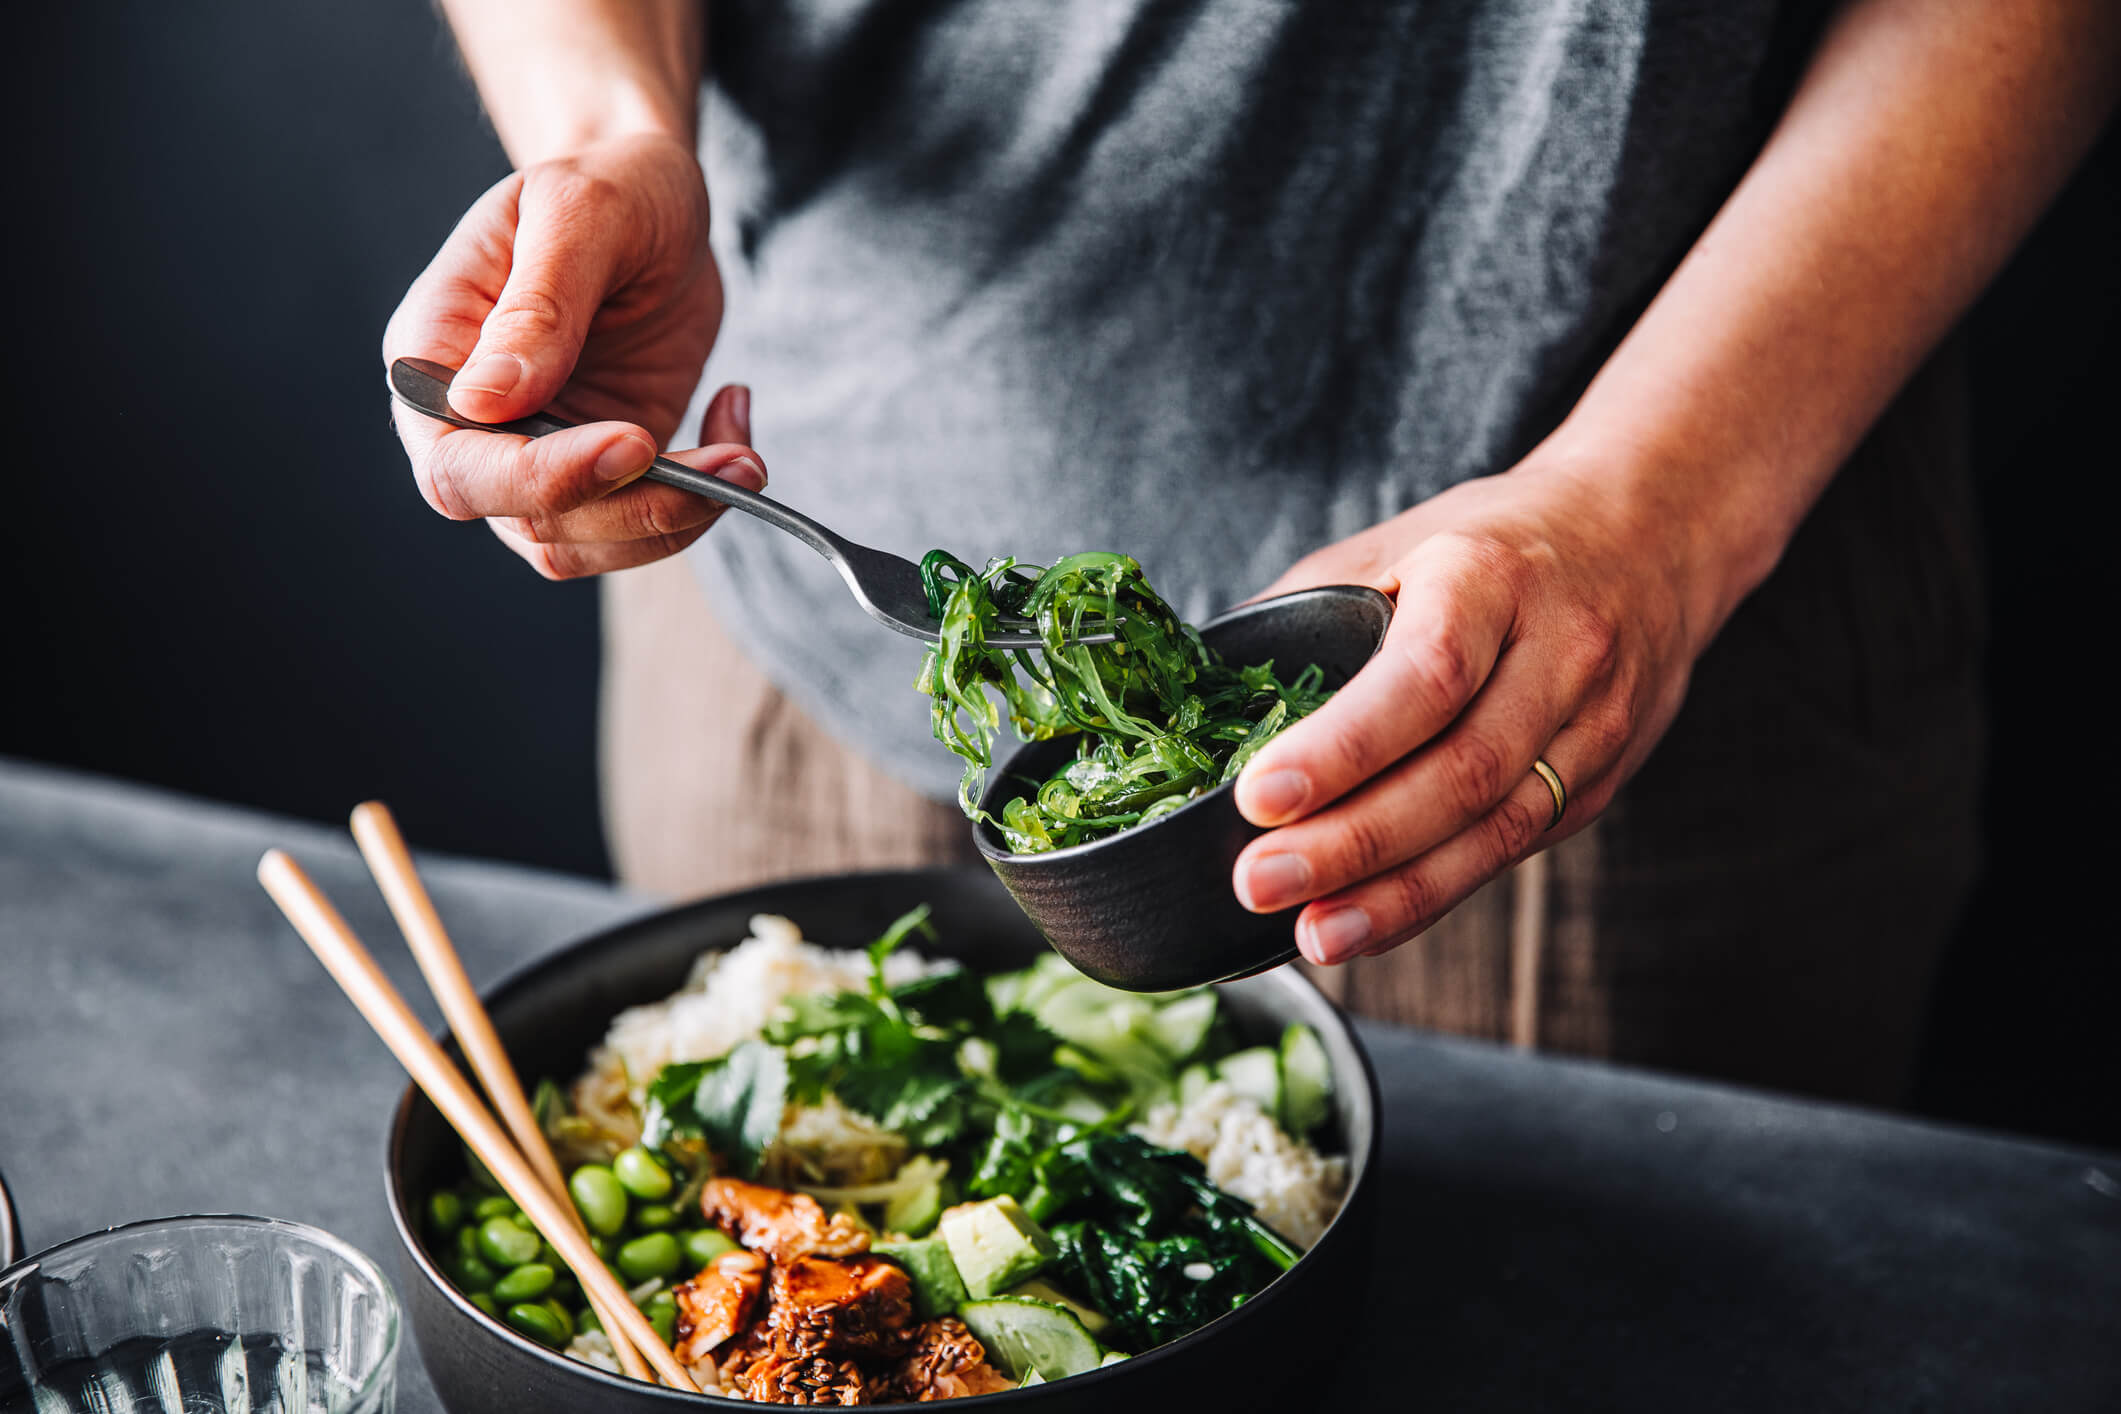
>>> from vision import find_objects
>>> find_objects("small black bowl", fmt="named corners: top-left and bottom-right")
top-left (385, 868), bottom-right (1378, 1413)
top-left (976, 585), bottom-right (1392, 991)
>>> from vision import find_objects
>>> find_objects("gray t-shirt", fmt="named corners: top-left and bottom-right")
top-left (685, 0), bottom-right (1825, 799)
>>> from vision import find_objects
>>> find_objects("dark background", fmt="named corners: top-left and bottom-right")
top-left (9, 3), bottom-right (2116, 1148)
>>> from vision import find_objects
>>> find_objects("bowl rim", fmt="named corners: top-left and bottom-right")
top-left (970, 584), bottom-right (1392, 866)
top-left (383, 866), bottom-right (1382, 1407)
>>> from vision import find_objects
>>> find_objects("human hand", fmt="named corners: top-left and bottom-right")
top-left (1230, 452), bottom-right (1726, 964)
top-left (383, 132), bottom-right (762, 578)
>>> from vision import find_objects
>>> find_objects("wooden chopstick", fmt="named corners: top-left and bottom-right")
top-left (346, 802), bottom-right (651, 1382)
top-left (257, 849), bottom-right (700, 1393)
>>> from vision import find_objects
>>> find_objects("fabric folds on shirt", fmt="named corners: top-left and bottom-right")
top-left (685, 0), bottom-right (1827, 797)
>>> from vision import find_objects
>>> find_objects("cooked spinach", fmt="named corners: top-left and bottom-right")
top-left (1036, 1134), bottom-right (1294, 1349)
top-left (914, 550), bottom-right (1332, 852)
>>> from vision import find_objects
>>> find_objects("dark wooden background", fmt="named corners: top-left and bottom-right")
top-left (8, 2), bottom-right (2115, 1147)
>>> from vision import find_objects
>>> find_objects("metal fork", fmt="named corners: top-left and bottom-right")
top-left (388, 357), bottom-right (1110, 648)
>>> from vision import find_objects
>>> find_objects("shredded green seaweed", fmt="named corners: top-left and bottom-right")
top-left (914, 550), bottom-right (1331, 852)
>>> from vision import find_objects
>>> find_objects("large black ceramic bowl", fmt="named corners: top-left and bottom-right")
top-left (977, 586), bottom-right (1392, 992)
top-left (386, 869), bottom-right (1377, 1413)
top-left (0, 1169), bottom-right (19, 1266)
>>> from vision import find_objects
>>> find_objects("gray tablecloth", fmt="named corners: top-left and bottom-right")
top-left (2, 759), bottom-right (2115, 1411)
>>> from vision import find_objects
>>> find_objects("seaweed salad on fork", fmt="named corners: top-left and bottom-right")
top-left (914, 551), bottom-right (1332, 853)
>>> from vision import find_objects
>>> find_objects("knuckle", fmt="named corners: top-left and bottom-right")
top-left (1440, 729), bottom-right (1509, 819)
top-left (627, 491), bottom-right (695, 542)
top-left (415, 454), bottom-right (477, 522)
top-left (489, 285), bottom-right (567, 340)
top-left (1381, 867), bottom-right (1444, 937)
top-left (526, 542), bottom-right (584, 582)
top-left (1333, 807), bottom-right (1403, 882)
top-left (1398, 624), bottom-right (1483, 716)
top-left (1559, 603), bottom-right (1622, 683)
top-left (1485, 792), bottom-right (1546, 860)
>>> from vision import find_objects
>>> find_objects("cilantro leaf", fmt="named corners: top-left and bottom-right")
top-left (866, 904), bottom-right (936, 995)
top-left (689, 1040), bottom-right (789, 1179)
top-left (640, 1060), bottom-right (710, 1152)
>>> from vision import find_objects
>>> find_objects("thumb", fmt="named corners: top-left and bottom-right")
top-left (449, 183), bottom-right (616, 422)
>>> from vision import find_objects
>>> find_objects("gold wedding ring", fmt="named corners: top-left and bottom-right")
top-left (1531, 758), bottom-right (1567, 831)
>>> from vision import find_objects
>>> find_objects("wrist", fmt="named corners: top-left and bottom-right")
top-left (1522, 419), bottom-right (1798, 656)
top-left (504, 78), bottom-right (696, 168)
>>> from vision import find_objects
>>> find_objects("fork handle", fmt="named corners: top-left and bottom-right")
top-left (387, 358), bottom-right (851, 566)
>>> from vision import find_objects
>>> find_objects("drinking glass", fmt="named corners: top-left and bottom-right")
top-left (0, 1215), bottom-right (399, 1413)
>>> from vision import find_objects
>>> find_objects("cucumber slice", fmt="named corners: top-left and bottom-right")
top-left (884, 1168), bottom-right (945, 1237)
top-left (959, 1298), bottom-right (1102, 1381)
top-left (1097, 1351), bottom-right (1130, 1367)
top-left (1005, 1278), bottom-right (1111, 1336)
top-left (1278, 1023), bottom-right (1332, 1136)
top-left (1015, 954), bottom-right (1089, 1016)
top-left (1145, 991), bottom-right (1217, 1062)
top-left (1177, 1062), bottom-right (1214, 1103)
top-left (1020, 1370), bottom-right (1046, 1387)
top-left (986, 971), bottom-right (1027, 1016)
top-left (1037, 981), bottom-right (1171, 1090)
top-left (1216, 1046), bottom-right (1282, 1117)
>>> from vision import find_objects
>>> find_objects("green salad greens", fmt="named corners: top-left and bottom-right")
top-left (914, 550), bottom-right (1332, 852)
top-left (644, 909), bottom-right (1320, 1362)
top-left (422, 909), bottom-right (1340, 1386)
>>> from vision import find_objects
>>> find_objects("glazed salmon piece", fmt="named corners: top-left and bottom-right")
top-left (768, 1255), bottom-right (917, 1359)
top-left (671, 1248), bottom-right (768, 1365)
top-left (700, 1177), bottom-right (870, 1264)
top-left (885, 1317), bottom-right (1014, 1401)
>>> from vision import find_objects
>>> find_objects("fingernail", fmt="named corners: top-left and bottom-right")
top-left (730, 385), bottom-right (752, 443)
top-left (1246, 769), bottom-right (1311, 822)
top-left (719, 454), bottom-right (766, 492)
top-left (455, 352), bottom-right (522, 401)
top-left (596, 434), bottom-right (656, 482)
top-left (1303, 906), bottom-right (1371, 964)
top-left (1239, 852), bottom-right (1311, 912)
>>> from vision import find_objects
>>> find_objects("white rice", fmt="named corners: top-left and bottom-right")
top-left (593, 914), bottom-right (940, 1087)
top-left (1133, 1081), bottom-right (1348, 1250)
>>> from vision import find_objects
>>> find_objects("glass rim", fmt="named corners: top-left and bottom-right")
top-left (1, 1212), bottom-right (402, 1405)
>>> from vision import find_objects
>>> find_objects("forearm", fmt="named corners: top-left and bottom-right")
top-left (1553, 0), bottom-right (2121, 645)
top-left (438, 0), bottom-right (705, 166)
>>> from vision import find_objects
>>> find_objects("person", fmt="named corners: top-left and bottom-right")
top-left (385, 0), bottom-right (2121, 1105)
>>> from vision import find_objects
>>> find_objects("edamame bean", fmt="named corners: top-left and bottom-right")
top-left (541, 1298), bottom-right (575, 1341)
top-left (491, 1262), bottom-right (556, 1303)
top-left (477, 1216), bottom-right (541, 1268)
top-left (535, 1241), bottom-right (561, 1268)
top-left (577, 1306), bottom-right (602, 1335)
top-left (616, 1232), bottom-right (681, 1282)
top-left (682, 1229), bottom-right (738, 1268)
top-left (448, 1254), bottom-right (498, 1293)
top-left (612, 1146), bottom-right (673, 1200)
top-left (468, 1292), bottom-right (498, 1318)
top-left (505, 1301), bottom-right (569, 1348)
top-left (567, 1164), bottom-right (629, 1237)
top-left (588, 1234), bottom-right (613, 1260)
top-left (455, 1225), bottom-right (482, 1263)
top-left (472, 1195), bottom-right (520, 1223)
top-left (634, 1202), bottom-right (678, 1231)
top-left (427, 1190), bottom-right (464, 1235)
top-left (645, 1291), bottom-right (677, 1347)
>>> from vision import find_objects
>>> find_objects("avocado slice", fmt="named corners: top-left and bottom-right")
top-left (938, 1196), bottom-right (1056, 1298)
top-left (874, 1236), bottom-right (970, 1320)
